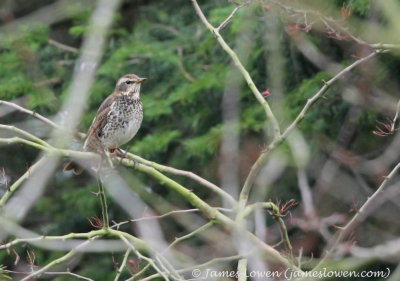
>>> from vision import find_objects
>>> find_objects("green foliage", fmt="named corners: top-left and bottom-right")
top-left (348, 0), bottom-right (371, 16)
top-left (0, 265), bottom-right (11, 280)
top-left (131, 129), bottom-right (181, 157)
top-left (0, 25), bottom-right (61, 111)
top-left (1, 0), bottom-right (393, 279)
top-left (183, 125), bottom-right (222, 159)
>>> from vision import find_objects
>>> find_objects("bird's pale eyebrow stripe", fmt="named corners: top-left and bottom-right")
top-left (119, 77), bottom-right (133, 84)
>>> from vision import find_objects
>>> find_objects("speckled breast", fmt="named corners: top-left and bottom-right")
top-left (100, 97), bottom-right (143, 149)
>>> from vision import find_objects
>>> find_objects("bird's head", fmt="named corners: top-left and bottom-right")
top-left (116, 74), bottom-right (147, 98)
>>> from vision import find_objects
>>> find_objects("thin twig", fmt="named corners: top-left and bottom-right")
top-left (44, 271), bottom-right (94, 281)
top-left (48, 38), bottom-right (79, 53)
top-left (137, 255), bottom-right (242, 281)
top-left (96, 173), bottom-right (109, 229)
top-left (237, 258), bottom-right (247, 281)
top-left (0, 124), bottom-right (294, 269)
top-left (124, 152), bottom-right (236, 206)
top-left (0, 100), bottom-right (59, 129)
top-left (20, 239), bottom-right (96, 281)
top-left (281, 50), bottom-right (383, 141)
top-left (297, 168), bottom-right (316, 218)
top-left (4, 270), bottom-right (94, 281)
top-left (0, 229), bottom-right (105, 250)
top-left (313, 161), bottom-right (400, 271)
top-left (391, 99), bottom-right (400, 131)
top-left (114, 249), bottom-right (131, 281)
top-left (238, 50), bottom-right (383, 214)
top-left (111, 208), bottom-right (231, 229)
top-left (177, 47), bottom-right (196, 82)
top-left (0, 157), bottom-right (46, 207)
top-left (0, 124), bottom-right (53, 148)
top-left (243, 202), bottom-right (293, 255)
top-left (116, 233), bottom-right (170, 281)
top-left (216, 1), bottom-right (250, 31)
top-left (34, 77), bottom-right (63, 87)
top-left (165, 221), bottom-right (214, 252)
top-left (338, 161), bottom-right (400, 243)
top-left (0, 137), bottom-right (50, 152)
top-left (0, 99), bottom-right (232, 205)
top-left (190, 0), bottom-right (281, 139)
top-left (155, 254), bottom-right (184, 281)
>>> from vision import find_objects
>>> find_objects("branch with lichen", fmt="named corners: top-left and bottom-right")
top-left (0, 99), bottom-right (231, 205)
top-left (121, 156), bottom-right (295, 268)
top-left (0, 104), bottom-right (295, 268)
top-left (122, 151), bottom-right (236, 206)
top-left (0, 125), bottom-right (295, 269)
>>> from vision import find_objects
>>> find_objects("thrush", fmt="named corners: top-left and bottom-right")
top-left (64, 73), bottom-right (146, 174)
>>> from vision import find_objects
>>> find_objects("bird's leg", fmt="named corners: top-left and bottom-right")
top-left (120, 148), bottom-right (130, 159)
top-left (115, 146), bottom-right (138, 169)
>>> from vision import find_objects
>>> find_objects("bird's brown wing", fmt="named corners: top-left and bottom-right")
top-left (96, 92), bottom-right (117, 116)
top-left (84, 93), bottom-right (117, 151)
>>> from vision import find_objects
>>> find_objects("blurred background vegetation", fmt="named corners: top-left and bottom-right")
top-left (1, 0), bottom-right (399, 280)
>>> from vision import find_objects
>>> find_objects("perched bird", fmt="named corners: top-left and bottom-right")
top-left (64, 73), bottom-right (146, 174)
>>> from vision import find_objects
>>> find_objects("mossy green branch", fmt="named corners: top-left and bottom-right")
top-left (0, 125), bottom-right (295, 268)
top-left (124, 151), bottom-right (236, 206)
top-left (121, 158), bottom-right (295, 268)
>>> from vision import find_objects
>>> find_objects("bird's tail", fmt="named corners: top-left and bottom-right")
top-left (63, 161), bottom-right (84, 175)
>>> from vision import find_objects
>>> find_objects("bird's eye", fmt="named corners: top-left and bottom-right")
top-left (126, 80), bottom-right (133, 85)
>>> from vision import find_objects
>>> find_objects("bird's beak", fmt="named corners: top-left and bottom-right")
top-left (138, 77), bottom-right (147, 83)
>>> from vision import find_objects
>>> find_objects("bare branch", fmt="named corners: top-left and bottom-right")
top-left (0, 100), bottom-right (60, 129)
top-left (113, 249), bottom-right (131, 281)
top-left (111, 208), bottom-right (231, 229)
top-left (20, 239), bottom-right (96, 281)
top-left (116, 232), bottom-right (170, 281)
top-left (280, 50), bottom-right (384, 141)
top-left (48, 38), bottom-right (79, 53)
top-left (190, 0), bottom-right (281, 139)
top-left (165, 221), bottom-right (214, 252)
top-left (238, 49), bottom-right (384, 211)
top-left (338, 161), bottom-right (400, 242)
top-left (0, 99), bottom-right (232, 205)
top-left (136, 255), bottom-right (242, 281)
top-left (123, 152), bottom-right (236, 206)
top-left (217, 1), bottom-right (250, 31)
top-left (0, 127), bottom-right (294, 268)
top-left (391, 99), bottom-right (400, 132)
top-left (0, 157), bottom-right (46, 207)
top-left (311, 161), bottom-right (400, 272)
